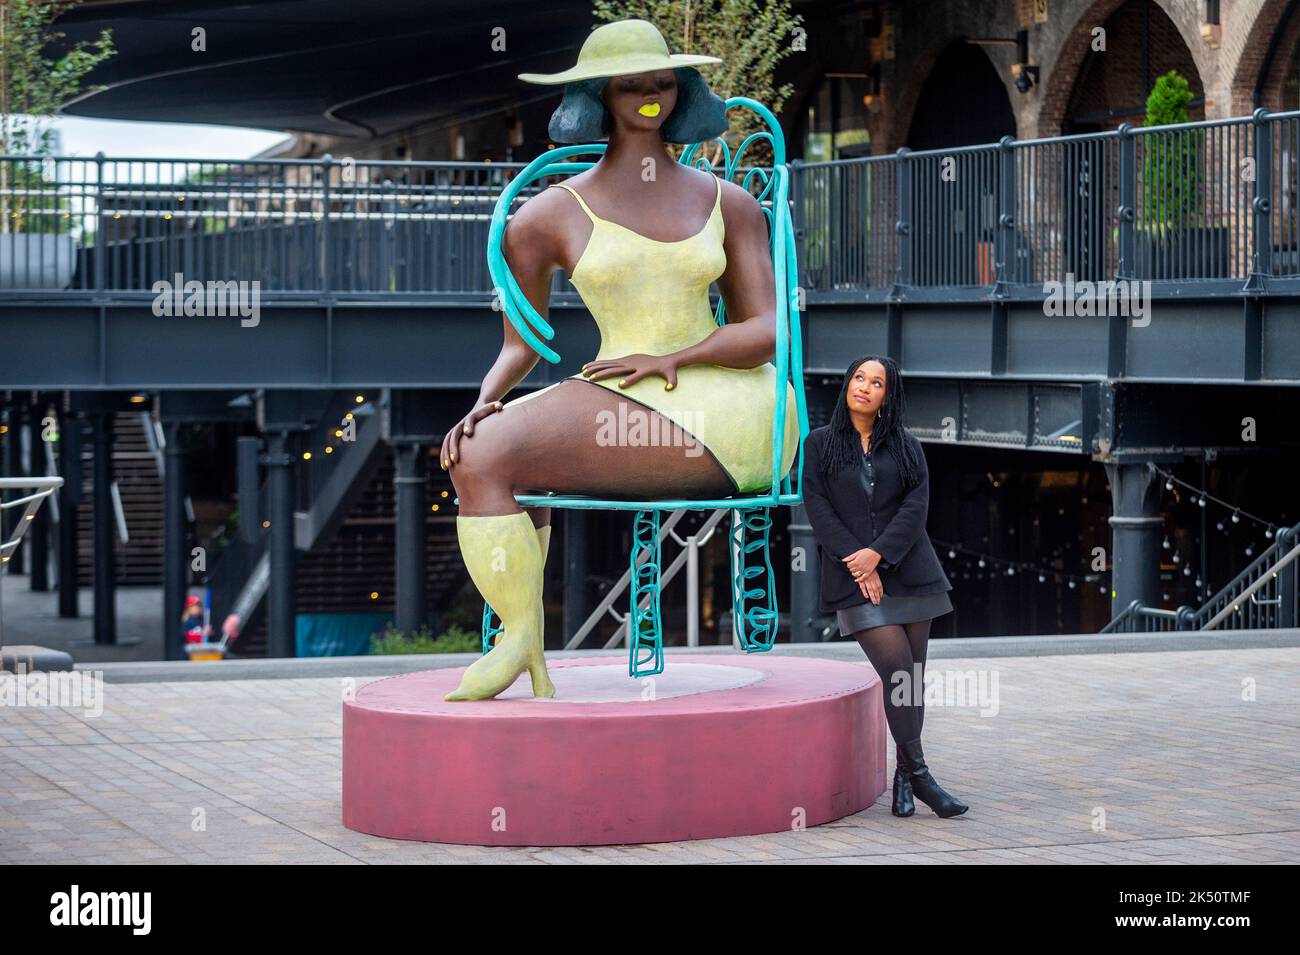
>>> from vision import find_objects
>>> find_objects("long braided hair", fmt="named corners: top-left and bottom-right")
top-left (818, 354), bottom-right (921, 488)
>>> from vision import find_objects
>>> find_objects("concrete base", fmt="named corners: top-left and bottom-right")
top-left (0, 645), bottom-right (74, 672)
top-left (342, 654), bottom-right (886, 846)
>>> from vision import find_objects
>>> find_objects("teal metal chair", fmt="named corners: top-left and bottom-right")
top-left (473, 98), bottom-right (810, 677)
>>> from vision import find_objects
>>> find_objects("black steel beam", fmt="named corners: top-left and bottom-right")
top-left (4, 295), bottom-right (1297, 390)
top-left (393, 442), bottom-right (428, 635)
top-left (159, 391), bottom-right (259, 423)
top-left (1106, 462), bottom-right (1162, 614)
top-left (27, 399), bottom-right (50, 592)
top-left (91, 413), bottom-right (116, 645)
top-left (788, 504), bottom-right (821, 643)
top-left (1100, 382), bottom-right (1300, 456)
top-left (236, 437), bottom-right (262, 544)
top-left (386, 389), bottom-right (467, 445)
top-left (266, 431), bottom-right (296, 657)
top-left (2, 396), bottom-right (27, 575)
top-left (163, 421), bottom-right (187, 661)
top-left (57, 413), bottom-right (82, 619)
top-left (561, 509), bottom-right (588, 650)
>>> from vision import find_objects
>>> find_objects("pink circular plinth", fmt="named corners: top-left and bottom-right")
top-left (342, 654), bottom-right (886, 846)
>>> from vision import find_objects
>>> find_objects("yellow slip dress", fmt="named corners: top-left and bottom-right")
top-left (502, 173), bottom-right (801, 495)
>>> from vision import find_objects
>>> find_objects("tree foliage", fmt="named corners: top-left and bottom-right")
top-left (591, 0), bottom-right (802, 168)
top-left (1, 0), bottom-right (115, 156)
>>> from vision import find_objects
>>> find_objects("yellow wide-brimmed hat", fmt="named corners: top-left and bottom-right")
top-left (518, 19), bottom-right (721, 85)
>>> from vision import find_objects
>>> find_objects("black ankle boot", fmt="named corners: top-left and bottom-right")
top-left (898, 739), bottom-right (968, 818)
top-left (891, 745), bottom-right (915, 817)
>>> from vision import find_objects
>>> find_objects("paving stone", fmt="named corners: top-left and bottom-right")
top-left (0, 650), bottom-right (1297, 863)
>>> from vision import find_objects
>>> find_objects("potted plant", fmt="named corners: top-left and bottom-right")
top-left (0, 0), bottom-right (113, 289)
top-left (1134, 70), bottom-right (1228, 280)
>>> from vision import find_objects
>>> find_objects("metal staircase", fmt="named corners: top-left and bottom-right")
top-left (1103, 523), bottom-right (1300, 632)
top-left (204, 391), bottom-right (389, 649)
top-left (73, 412), bottom-right (166, 585)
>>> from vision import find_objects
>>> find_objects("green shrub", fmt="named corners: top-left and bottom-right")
top-left (1142, 70), bottom-right (1199, 229)
top-left (369, 623), bottom-right (481, 655)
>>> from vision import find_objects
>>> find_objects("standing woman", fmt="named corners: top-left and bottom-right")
top-left (801, 355), bottom-right (969, 818)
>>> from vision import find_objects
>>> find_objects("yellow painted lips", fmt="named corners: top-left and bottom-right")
top-left (638, 102), bottom-right (661, 117)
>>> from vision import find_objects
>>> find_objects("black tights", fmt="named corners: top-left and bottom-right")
top-left (851, 620), bottom-right (931, 747)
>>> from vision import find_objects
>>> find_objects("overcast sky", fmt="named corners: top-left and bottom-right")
top-left (45, 115), bottom-right (291, 159)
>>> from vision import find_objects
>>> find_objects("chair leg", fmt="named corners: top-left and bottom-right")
top-left (731, 506), bottom-right (778, 652)
top-left (481, 601), bottom-right (503, 654)
top-left (628, 509), bottom-right (664, 677)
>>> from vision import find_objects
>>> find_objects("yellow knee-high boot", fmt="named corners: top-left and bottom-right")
top-left (445, 512), bottom-right (555, 701)
top-left (535, 523), bottom-right (551, 637)
top-left (536, 523), bottom-right (551, 565)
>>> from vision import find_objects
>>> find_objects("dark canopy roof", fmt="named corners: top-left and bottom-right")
top-left (54, 0), bottom-right (595, 138)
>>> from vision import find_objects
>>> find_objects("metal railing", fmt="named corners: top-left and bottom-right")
top-left (0, 153), bottom-right (586, 299)
top-left (6, 111), bottom-right (1300, 300)
top-left (1103, 523), bottom-right (1300, 633)
top-left (793, 108), bottom-right (1300, 296)
top-left (0, 476), bottom-right (64, 643)
top-left (0, 110), bottom-right (1289, 302)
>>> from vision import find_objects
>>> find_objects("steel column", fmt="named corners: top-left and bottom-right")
top-left (788, 504), bottom-right (820, 642)
top-left (1105, 462), bottom-right (1163, 616)
top-left (57, 414), bottom-right (81, 619)
top-left (562, 509), bottom-right (588, 646)
top-left (394, 442), bottom-right (427, 634)
top-left (27, 400), bottom-right (50, 591)
top-left (163, 421), bottom-right (188, 661)
top-left (91, 413), bottom-right (116, 645)
top-left (236, 436), bottom-right (261, 542)
top-left (267, 431), bottom-right (296, 657)
top-left (3, 397), bottom-right (27, 575)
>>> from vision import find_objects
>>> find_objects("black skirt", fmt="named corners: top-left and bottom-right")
top-left (836, 590), bottom-right (953, 636)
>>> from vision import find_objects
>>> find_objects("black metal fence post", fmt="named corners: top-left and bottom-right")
top-left (1117, 124), bottom-right (1137, 280)
top-left (1250, 108), bottom-right (1274, 286)
top-left (93, 152), bottom-right (107, 296)
top-left (320, 154), bottom-right (333, 298)
top-left (994, 135), bottom-right (1017, 295)
top-left (893, 147), bottom-right (912, 297)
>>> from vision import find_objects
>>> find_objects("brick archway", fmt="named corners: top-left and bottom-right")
top-left (887, 36), bottom-right (1012, 150)
top-left (1228, 0), bottom-right (1300, 114)
top-left (1038, 0), bottom-right (1209, 136)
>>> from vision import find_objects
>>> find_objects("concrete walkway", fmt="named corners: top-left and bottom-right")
top-left (0, 573), bottom-right (165, 662)
top-left (2, 642), bottom-right (1297, 863)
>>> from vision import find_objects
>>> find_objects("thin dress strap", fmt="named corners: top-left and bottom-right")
top-left (550, 183), bottom-right (600, 223)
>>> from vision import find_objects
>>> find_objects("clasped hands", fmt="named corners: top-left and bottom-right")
top-left (844, 547), bottom-right (885, 606)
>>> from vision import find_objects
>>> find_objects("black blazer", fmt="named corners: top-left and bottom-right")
top-left (801, 424), bottom-right (951, 613)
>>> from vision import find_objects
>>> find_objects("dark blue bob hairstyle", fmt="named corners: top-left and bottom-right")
top-left (546, 67), bottom-right (729, 145)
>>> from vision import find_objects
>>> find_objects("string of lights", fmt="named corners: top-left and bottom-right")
top-left (1150, 462), bottom-right (1295, 600)
top-left (1150, 463), bottom-right (1278, 540)
top-left (932, 539), bottom-right (1105, 592)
